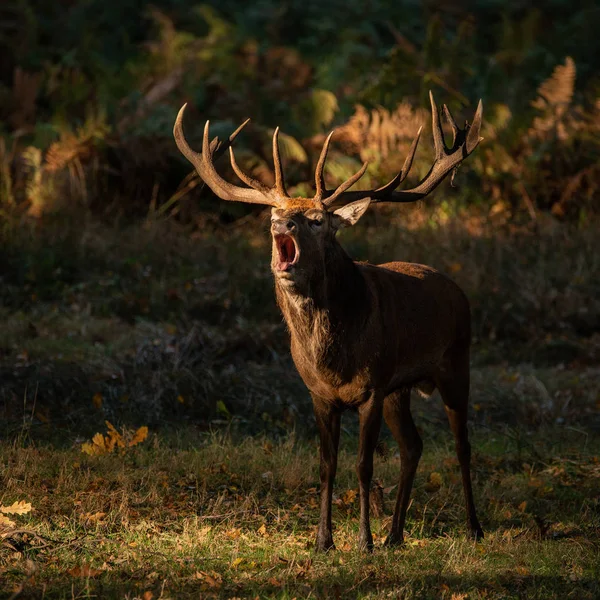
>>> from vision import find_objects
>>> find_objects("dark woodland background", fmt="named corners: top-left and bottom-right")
top-left (0, 0), bottom-right (598, 435)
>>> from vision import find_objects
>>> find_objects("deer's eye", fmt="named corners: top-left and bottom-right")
top-left (310, 218), bottom-right (323, 229)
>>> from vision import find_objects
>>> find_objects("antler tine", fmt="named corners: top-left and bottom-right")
top-left (272, 127), bottom-right (288, 198)
top-left (323, 161), bottom-right (369, 207)
top-left (314, 131), bottom-right (334, 201)
top-left (369, 125), bottom-right (422, 198)
top-left (466, 99), bottom-right (483, 154)
top-left (229, 146), bottom-right (272, 194)
top-left (323, 92), bottom-right (484, 207)
top-left (442, 105), bottom-right (459, 148)
top-left (173, 104), bottom-right (279, 206)
top-left (429, 90), bottom-right (446, 160)
top-left (209, 118), bottom-right (251, 160)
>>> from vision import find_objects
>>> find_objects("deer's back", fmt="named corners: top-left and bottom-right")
top-left (366, 260), bottom-right (470, 347)
top-left (352, 261), bottom-right (471, 393)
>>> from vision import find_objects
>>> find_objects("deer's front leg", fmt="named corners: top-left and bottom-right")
top-left (312, 396), bottom-right (341, 552)
top-left (357, 392), bottom-right (383, 551)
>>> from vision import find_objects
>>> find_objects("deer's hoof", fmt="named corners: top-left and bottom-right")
top-left (315, 535), bottom-right (335, 553)
top-left (358, 534), bottom-right (374, 553)
top-left (468, 525), bottom-right (484, 541)
top-left (383, 531), bottom-right (404, 547)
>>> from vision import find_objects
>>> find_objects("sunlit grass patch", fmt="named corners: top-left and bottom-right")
top-left (1, 429), bottom-right (599, 598)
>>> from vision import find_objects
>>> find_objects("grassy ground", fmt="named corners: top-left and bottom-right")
top-left (1, 424), bottom-right (599, 599)
top-left (1, 206), bottom-right (599, 598)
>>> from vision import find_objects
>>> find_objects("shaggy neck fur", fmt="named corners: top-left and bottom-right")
top-left (274, 240), bottom-right (369, 364)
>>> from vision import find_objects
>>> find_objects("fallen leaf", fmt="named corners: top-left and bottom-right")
top-left (342, 489), bottom-right (358, 505)
top-left (429, 472), bottom-right (442, 487)
top-left (0, 514), bottom-right (16, 530)
top-left (194, 570), bottom-right (222, 588)
top-left (257, 523), bottom-right (267, 536)
top-left (129, 426), bottom-right (148, 447)
top-left (225, 528), bottom-right (241, 539)
top-left (1, 501), bottom-right (32, 515)
top-left (67, 564), bottom-right (103, 577)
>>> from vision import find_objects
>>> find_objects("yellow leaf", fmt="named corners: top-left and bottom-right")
top-left (194, 570), bottom-right (222, 588)
top-left (1, 500), bottom-right (32, 515)
top-left (82, 512), bottom-right (106, 523)
top-left (67, 564), bottom-right (103, 577)
top-left (92, 393), bottom-right (103, 409)
top-left (231, 557), bottom-right (244, 569)
top-left (518, 501), bottom-right (527, 512)
top-left (129, 426), bottom-right (148, 447)
top-left (82, 432), bottom-right (109, 456)
top-left (429, 472), bottom-right (442, 487)
top-left (225, 528), bottom-right (241, 539)
top-left (105, 421), bottom-right (125, 450)
top-left (0, 514), bottom-right (16, 529)
top-left (342, 489), bottom-right (358, 505)
top-left (257, 523), bottom-right (267, 536)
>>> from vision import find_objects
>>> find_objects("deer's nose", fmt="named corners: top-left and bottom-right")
top-left (272, 219), bottom-right (296, 234)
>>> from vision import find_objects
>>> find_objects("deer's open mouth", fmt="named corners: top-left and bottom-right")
top-left (274, 234), bottom-right (298, 272)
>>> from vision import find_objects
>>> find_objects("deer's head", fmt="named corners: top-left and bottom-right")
top-left (174, 93), bottom-right (483, 293)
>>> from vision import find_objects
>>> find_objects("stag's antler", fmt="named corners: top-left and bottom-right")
top-left (322, 91), bottom-right (483, 207)
top-left (174, 104), bottom-right (279, 206)
top-left (174, 92), bottom-right (482, 209)
top-left (174, 104), bottom-right (371, 209)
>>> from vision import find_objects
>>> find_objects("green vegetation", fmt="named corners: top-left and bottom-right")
top-left (1, 0), bottom-right (599, 219)
top-left (1, 1), bottom-right (599, 598)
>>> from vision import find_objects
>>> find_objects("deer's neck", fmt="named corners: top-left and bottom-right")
top-left (275, 244), bottom-right (369, 360)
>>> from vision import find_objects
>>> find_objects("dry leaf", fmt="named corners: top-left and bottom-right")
top-left (429, 472), bottom-right (442, 487)
top-left (0, 514), bottom-right (16, 530)
top-left (342, 489), bottom-right (358, 505)
top-left (82, 432), bottom-right (109, 456)
top-left (92, 393), bottom-right (103, 409)
top-left (257, 523), bottom-right (267, 536)
top-left (424, 472), bottom-right (443, 492)
top-left (67, 564), bottom-right (103, 577)
top-left (194, 570), bottom-right (222, 588)
top-left (1, 501), bottom-right (32, 515)
top-left (225, 528), bottom-right (241, 540)
top-left (82, 422), bottom-right (148, 455)
top-left (129, 426), bottom-right (148, 447)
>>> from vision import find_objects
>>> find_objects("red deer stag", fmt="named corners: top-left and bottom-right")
top-left (174, 92), bottom-right (484, 551)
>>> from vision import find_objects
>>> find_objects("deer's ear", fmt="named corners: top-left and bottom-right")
top-left (332, 198), bottom-right (371, 228)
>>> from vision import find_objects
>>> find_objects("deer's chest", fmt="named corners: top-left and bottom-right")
top-left (290, 339), bottom-right (374, 405)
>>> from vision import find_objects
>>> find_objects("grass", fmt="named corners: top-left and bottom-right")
top-left (1, 424), bottom-right (599, 599)
top-left (1, 205), bottom-right (599, 597)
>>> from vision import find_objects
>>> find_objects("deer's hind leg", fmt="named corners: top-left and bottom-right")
top-left (383, 387), bottom-right (423, 546)
top-left (436, 350), bottom-right (484, 540)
